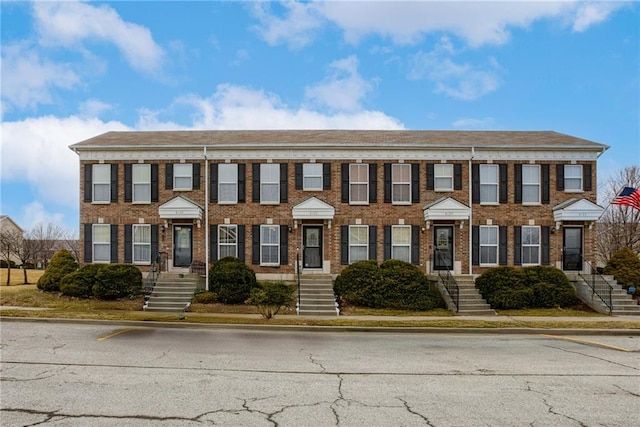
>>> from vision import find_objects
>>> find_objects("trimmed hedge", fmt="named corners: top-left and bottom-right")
top-left (92, 264), bottom-right (143, 300)
top-left (60, 264), bottom-right (105, 298)
top-left (603, 247), bottom-right (640, 292)
top-left (208, 257), bottom-right (258, 304)
top-left (193, 291), bottom-right (218, 304)
top-left (37, 249), bottom-right (78, 292)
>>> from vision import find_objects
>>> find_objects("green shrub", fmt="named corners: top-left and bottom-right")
top-left (249, 281), bottom-right (294, 319)
top-left (333, 260), bottom-right (383, 308)
top-left (60, 264), bottom-right (105, 298)
top-left (603, 247), bottom-right (640, 288)
top-left (208, 257), bottom-right (257, 304)
top-left (92, 264), bottom-right (142, 300)
top-left (37, 249), bottom-right (78, 292)
top-left (193, 291), bottom-right (218, 304)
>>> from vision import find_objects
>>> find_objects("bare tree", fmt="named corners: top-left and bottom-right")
top-left (61, 227), bottom-right (80, 262)
top-left (597, 165), bottom-right (640, 262)
top-left (29, 223), bottom-right (64, 268)
top-left (16, 234), bottom-right (37, 284)
top-left (0, 228), bottom-right (22, 285)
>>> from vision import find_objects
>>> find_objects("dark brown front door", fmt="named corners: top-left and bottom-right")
top-left (303, 226), bottom-right (323, 268)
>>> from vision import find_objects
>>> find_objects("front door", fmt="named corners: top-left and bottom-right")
top-left (434, 226), bottom-right (454, 270)
top-left (563, 227), bottom-right (583, 271)
top-left (303, 226), bottom-right (323, 268)
top-left (173, 225), bottom-right (193, 267)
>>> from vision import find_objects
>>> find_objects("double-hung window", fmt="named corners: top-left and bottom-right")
top-left (260, 225), bottom-right (280, 265)
top-left (218, 225), bottom-right (238, 258)
top-left (303, 163), bottom-right (323, 191)
top-left (93, 224), bottom-right (111, 263)
top-left (92, 164), bottom-right (111, 203)
top-left (173, 164), bottom-right (193, 190)
top-left (349, 225), bottom-right (368, 263)
top-left (392, 164), bottom-right (411, 204)
top-left (522, 165), bottom-right (540, 204)
top-left (391, 225), bottom-right (411, 262)
top-left (434, 164), bottom-right (454, 191)
top-left (480, 165), bottom-right (498, 204)
top-left (133, 224), bottom-right (151, 264)
top-left (522, 226), bottom-right (540, 265)
top-left (349, 164), bottom-right (369, 204)
top-left (218, 164), bottom-right (238, 204)
top-left (564, 165), bottom-right (582, 191)
top-left (260, 164), bottom-right (280, 204)
top-left (479, 226), bottom-right (498, 266)
top-left (133, 164), bottom-right (151, 203)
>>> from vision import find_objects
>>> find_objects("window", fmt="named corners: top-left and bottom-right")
top-left (133, 224), bottom-right (151, 264)
top-left (392, 164), bottom-right (411, 204)
top-left (522, 165), bottom-right (540, 204)
top-left (564, 165), bottom-right (582, 191)
top-left (303, 163), bottom-right (323, 190)
top-left (350, 164), bottom-right (369, 204)
top-left (218, 225), bottom-right (238, 258)
top-left (522, 226), bottom-right (540, 265)
top-left (92, 164), bottom-right (111, 203)
top-left (132, 164), bottom-right (151, 203)
top-left (349, 225), bottom-right (368, 263)
top-left (93, 224), bottom-right (110, 263)
top-left (260, 164), bottom-right (280, 204)
top-left (391, 225), bottom-right (411, 262)
top-left (173, 164), bottom-right (193, 190)
top-left (260, 225), bottom-right (280, 265)
top-left (480, 226), bottom-right (498, 265)
top-left (434, 164), bottom-right (454, 191)
top-left (218, 164), bottom-right (238, 203)
top-left (480, 165), bottom-right (498, 203)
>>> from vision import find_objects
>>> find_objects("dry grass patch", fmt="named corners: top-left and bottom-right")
top-left (0, 268), bottom-right (44, 286)
top-left (497, 306), bottom-right (605, 317)
top-left (339, 306), bottom-right (454, 317)
top-left (0, 286), bottom-right (143, 311)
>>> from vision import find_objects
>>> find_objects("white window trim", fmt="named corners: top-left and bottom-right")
top-left (391, 225), bottom-right (411, 262)
top-left (218, 164), bottom-right (238, 204)
top-left (132, 164), bottom-right (151, 204)
top-left (392, 164), bottom-right (411, 205)
top-left (173, 163), bottom-right (193, 191)
top-left (522, 164), bottom-right (541, 205)
top-left (133, 224), bottom-right (151, 265)
top-left (303, 163), bottom-right (323, 191)
top-left (348, 225), bottom-right (369, 264)
top-left (92, 164), bottom-right (111, 204)
top-left (434, 163), bottom-right (454, 192)
top-left (480, 164), bottom-right (499, 205)
top-left (479, 225), bottom-right (498, 267)
top-left (522, 226), bottom-right (541, 266)
top-left (260, 164), bottom-right (280, 205)
top-left (93, 224), bottom-right (110, 263)
top-left (218, 224), bottom-right (238, 258)
top-left (260, 224), bottom-right (280, 266)
top-left (349, 164), bottom-right (369, 205)
top-left (564, 165), bottom-right (583, 193)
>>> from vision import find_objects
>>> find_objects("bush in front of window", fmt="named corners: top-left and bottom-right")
top-left (60, 264), bottom-right (105, 298)
top-left (37, 249), bottom-right (78, 292)
top-left (248, 281), bottom-right (295, 319)
top-left (208, 257), bottom-right (257, 304)
top-left (334, 260), bottom-right (383, 308)
top-left (92, 264), bottom-right (143, 300)
top-left (603, 247), bottom-right (640, 294)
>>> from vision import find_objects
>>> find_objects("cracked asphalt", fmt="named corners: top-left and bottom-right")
top-left (1, 322), bottom-right (639, 426)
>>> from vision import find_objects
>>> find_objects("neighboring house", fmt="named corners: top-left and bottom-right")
top-left (70, 130), bottom-right (607, 282)
top-left (0, 215), bottom-right (24, 265)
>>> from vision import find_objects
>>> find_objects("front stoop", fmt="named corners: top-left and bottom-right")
top-left (297, 273), bottom-right (338, 316)
top-left (571, 274), bottom-right (640, 316)
top-left (430, 274), bottom-right (496, 316)
top-left (144, 273), bottom-right (202, 313)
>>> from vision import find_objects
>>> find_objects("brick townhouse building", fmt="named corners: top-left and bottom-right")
top-left (70, 130), bottom-right (607, 285)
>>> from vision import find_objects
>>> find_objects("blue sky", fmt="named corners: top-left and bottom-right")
top-left (1, 1), bottom-right (639, 232)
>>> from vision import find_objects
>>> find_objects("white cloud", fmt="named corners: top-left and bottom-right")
top-left (78, 99), bottom-right (113, 118)
top-left (20, 201), bottom-right (65, 230)
top-left (572, 2), bottom-right (623, 32)
top-left (452, 117), bottom-right (495, 129)
top-left (250, 1), bottom-right (325, 50)
top-left (32, 1), bottom-right (165, 74)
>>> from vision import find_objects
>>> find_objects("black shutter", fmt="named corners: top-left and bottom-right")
top-left (499, 226), bottom-right (507, 265)
top-left (341, 163), bottom-right (349, 203)
top-left (192, 163), bottom-right (201, 190)
top-left (280, 225), bottom-right (288, 265)
top-left (411, 225), bottom-right (420, 265)
top-left (124, 164), bottom-right (132, 202)
top-left (499, 164), bottom-right (507, 204)
top-left (583, 164), bottom-right (592, 191)
top-left (151, 225), bottom-right (158, 262)
top-left (210, 225), bottom-right (218, 262)
top-left (295, 163), bottom-right (303, 189)
top-left (238, 164), bottom-right (246, 203)
top-left (84, 164), bottom-right (92, 202)
top-left (426, 163), bottom-right (434, 190)
top-left (411, 164), bottom-right (420, 203)
top-left (472, 226), bottom-right (479, 266)
top-left (454, 164), bottom-right (463, 190)
top-left (251, 225), bottom-right (260, 265)
top-left (237, 225), bottom-right (245, 262)
top-left (124, 224), bottom-right (132, 263)
top-left (83, 223), bottom-right (92, 262)
top-left (383, 226), bottom-right (391, 260)
top-left (323, 163), bottom-right (331, 190)
top-left (541, 226), bottom-right (550, 265)
top-left (541, 164), bottom-right (550, 204)
top-left (383, 163), bottom-right (392, 203)
top-left (210, 163), bottom-right (218, 203)
top-left (514, 226), bottom-right (522, 266)
top-left (280, 163), bottom-right (288, 203)
top-left (151, 164), bottom-right (159, 202)
top-left (252, 164), bottom-right (260, 203)
top-left (165, 164), bottom-right (173, 190)
top-left (368, 225), bottom-right (377, 260)
top-left (340, 226), bottom-right (349, 265)
top-left (369, 163), bottom-right (377, 203)
top-left (472, 164), bottom-right (480, 203)
top-left (110, 164), bottom-right (118, 202)
top-left (110, 224), bottom-right (118, 263)
top-left (556, 164), bottom-right (565, 191)
top-left (514, 164), bottom-right (522, 204)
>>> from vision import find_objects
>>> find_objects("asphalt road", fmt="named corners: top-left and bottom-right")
top-left (1, 321), bottom-right (639, 426)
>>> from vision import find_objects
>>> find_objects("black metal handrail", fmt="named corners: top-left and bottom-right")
top-left (189, 260), bottom-right (206, 276)
top-left (575, 253), bottom-right (613, 315)
top-left (435, 250), bottom-right (459, 312)
top-left (144, 253), bottom-right (162, 301)
top-left (296, 253), bottom-right (301, 311)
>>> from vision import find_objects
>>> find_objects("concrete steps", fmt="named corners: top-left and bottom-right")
top-left (143, 273), bottom-right (201, 313)
top-left (579, 275), bottom-right (640, 316)
top-left (431, 274), bottom-right (496, 316)
top-left (297, 274), bottom-right (338, 316)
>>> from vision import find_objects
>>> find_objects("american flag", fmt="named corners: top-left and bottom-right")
top-left (611, 186), bottom-right (640, 211)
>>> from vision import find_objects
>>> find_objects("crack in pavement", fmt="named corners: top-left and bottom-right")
top-left (398, 397), bottom-right (435, 426)
top-left (541, 344), bottom-right (639, 371)
top-left (523, 379), bottom-right (588, 427)
top-left (330, 374), bottom-right (345, 426)
top-left (2, 407), bottom-right (208, 425)
top-left (308, 353), bottom-right (326, 372)
top-left (613, 384), bottom-right (640, 398)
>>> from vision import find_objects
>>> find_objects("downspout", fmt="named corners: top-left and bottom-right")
top-left (468, 147), bottom-right (475, 275)
top-left (204, 146), bottom-right (209, 291)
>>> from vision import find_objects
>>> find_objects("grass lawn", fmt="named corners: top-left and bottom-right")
top-left (0, 268), bottom-right (44, 286)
